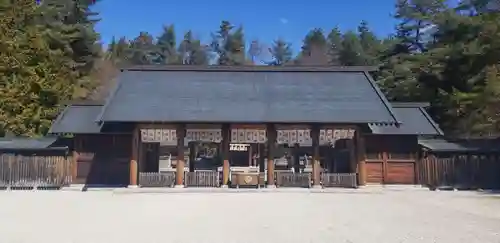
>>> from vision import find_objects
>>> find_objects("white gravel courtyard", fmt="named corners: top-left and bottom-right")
top-left (0, 189), bottom-right (499, 243)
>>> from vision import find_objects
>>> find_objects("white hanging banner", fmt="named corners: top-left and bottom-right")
top-left (320, 128), bottom-right (355, 145)
top-left (140, 129), bottom-right (177, 143)
top-left (229, 143), bottom-right (250, 151)
top-left (230, 129), bottom-right (267, 143)
top-left (276, 128), bottom-right (355, 146)
top-left (185, 129), bottom-right (222, 143)
top-left (276, 129), bottom-right (311, 145)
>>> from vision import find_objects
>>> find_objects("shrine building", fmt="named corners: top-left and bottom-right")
top-left (48, 65), bottom-right (443, 188)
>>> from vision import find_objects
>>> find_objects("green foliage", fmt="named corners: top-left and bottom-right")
top-left (326, 27), bottom-right (343, 65)
top-left (156, 24), bottom-right (179, 64)
top-left (0, 0), bottom-right (78, 136)
top-left (210, 21), bottom-right (246, 65)
top-left (268, 39), bottom-right (293, 66)
top-left (3, 0), bottom-right (500, 138)
top-left (376, 0), bottom-right (500, 137)
top-left (178, 31), bottom-right (208, 65)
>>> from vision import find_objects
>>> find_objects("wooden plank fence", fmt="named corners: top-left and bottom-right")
top-left (275, 172), bottom-right (311, 188)
top-left (0, 154), bottom-right (71, 189)
top-left (420, 155), bottom-right (500, 190)
top-left (139, 172), bottom-right (176, 187)
top-left (321, 173), bottom-right (358, 188)
top-left (185, 171), bottom-right (220, 187)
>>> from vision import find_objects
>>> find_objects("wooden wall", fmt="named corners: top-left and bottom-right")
top-left (73, 134), bottom-right (132, 186)
top-left (364, 135), bottom-right (419, 184)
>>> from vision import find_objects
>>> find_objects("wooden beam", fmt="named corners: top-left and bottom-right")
top-left (221, 124), bottom-right (230, 187)
top-left (175, 124), bottom-right (186, 187)
top-left (311, 126), bottom-right (321, 187)
top-left (130, 127), bottom-right (139, 186)
top-left (266, 124), bottom-right (276, 187)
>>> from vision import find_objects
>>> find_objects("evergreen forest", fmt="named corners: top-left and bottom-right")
top-left (1, 0), bottom-right (499, 137)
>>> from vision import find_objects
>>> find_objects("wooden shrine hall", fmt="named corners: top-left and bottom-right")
top-left (48, 65), bottom-right (442, 188)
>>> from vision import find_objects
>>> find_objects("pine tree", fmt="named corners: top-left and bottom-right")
top-left (106, 36), bottom-right (129, 64)
top-left (357, 20), bottom-right (381, 65)
top-left (210, 21), bottom-right (246, 65)
top-left (296, 28), bottom-right (329, 65)
top-left (127, 32), bottom-right (158, 65)
top-left (268, 39), bottom-right (293, 66)
top-left (326, 27), bottom-right (343, 65)
top-left (339, 30), bottom-right (364, 66)
top-left (0, 0), bottom-right (78, 136)
top-left (156, 24), bottom-right (179, 64)
top-left (178, 31), bottom-right (208, 65)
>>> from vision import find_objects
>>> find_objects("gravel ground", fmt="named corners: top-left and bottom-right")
top-left (0, 189), bottom-right (499, 243)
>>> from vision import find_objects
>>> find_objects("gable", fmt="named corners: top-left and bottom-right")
top-left (369, 103), bottom-right (443, 136)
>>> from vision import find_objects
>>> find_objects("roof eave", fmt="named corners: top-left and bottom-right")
top-left (391, 102), bottom-right (431, 108)
top-left (48, 105), bottom-right (71, 134)
top-left (362, 71), bottom-right (401, 125)
top-left (418, 107), bottom-right (445, 136)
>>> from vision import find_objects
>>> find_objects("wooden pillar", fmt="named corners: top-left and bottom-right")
top-left (71, 150), bottom-right (78, 183)
top-left (221, 124), bottom-right (230, 187)
top-left (382, 151), bottom-right (388, 184)
top-left (266, 124), bottom-right (276, 187)
top-left (356, 130), bottom-right (367, 186)
top-left (130, 127), bottom-right (139, 187)
top-left (311, 126), bottom-right (321, 187)
top-left (188, 142), bottom-right (196, 172)
top-left (175, 125), bottom-right (186, 187)
top-left (293, 143), bottom-right (300, 173)
top-left (258, 144), bottom-right (265, 172)
top-left (348, 138), bottom-right (356, 174)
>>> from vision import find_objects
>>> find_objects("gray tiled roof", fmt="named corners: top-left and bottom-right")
top-left (0, 137), bottom-right (58, 150)
top-left (369, 103), bottom-right (443, 135)
top-left (419, 138), bottom-right (500, 153)
top-left (48, 104), bottom-right (102, 134)
top-left (97, 67), bottom-right (400, 124)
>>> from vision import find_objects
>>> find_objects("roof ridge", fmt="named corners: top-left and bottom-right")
top-left (120, 65), bottom-right (378, 73)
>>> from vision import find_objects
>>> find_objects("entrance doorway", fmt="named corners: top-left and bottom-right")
top-left (229, 143), bottom-right (252, 167)
top-left (143, 143), bottom-right (160, 173)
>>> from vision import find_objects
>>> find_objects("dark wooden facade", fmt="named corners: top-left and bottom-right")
top-left (72, 134), bottom-right (131, 185)
top-left (364, 135), bottom-right (419, 184)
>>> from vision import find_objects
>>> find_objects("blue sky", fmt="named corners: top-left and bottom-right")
top-left (93, 0), bottom-right (400, 53)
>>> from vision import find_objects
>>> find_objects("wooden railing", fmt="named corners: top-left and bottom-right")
top-left (321, 173), bottom-right (357, 188)
top-left (420, 155), bottom-right (500, 190)
top-left (275, 172), bottom-right (311, 188)
top-left (139, 172), bottom-right (175, 187)
top-left (0, 154), bottom-right (71, 189)
top-left (185, 171), bottom-right (220, 187)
